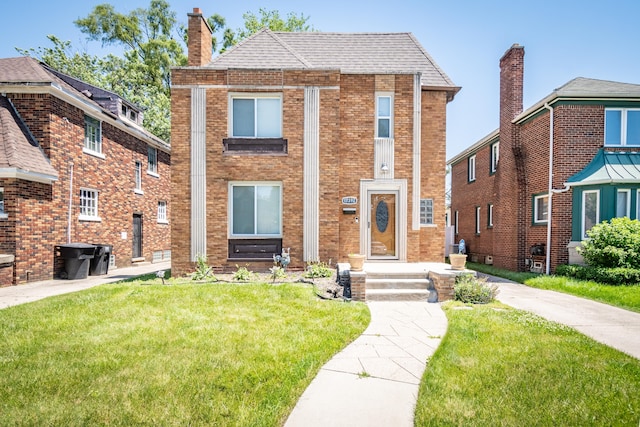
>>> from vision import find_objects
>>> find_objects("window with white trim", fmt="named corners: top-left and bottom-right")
top-left (468, 155), bottom-right (476, 182)
top-left (616, 189), bottom-right (631, 218)
top-left (84, 116), bottom-right (102, 154)
top-left (157, 201), bottom-right (168, 223)
top-left (148, 147), bottom-right (158, 174)
top-left (376, 94), bottom-right (393, 138)
top-left (605, 108), bottom-right (640, 146)
top-left (475, 206), bottom-right (481, 234)
top-left (582, 190), bottom-right (600, 238)
top-left (420, 198), bottom-right (434, 225)
top-left (534, 194), bottom-right (549, 224)
top-left (230, 182), bottom-right (282, 237)
top-left (231, 94), bottom-right (282, 138)
top-left (490, 142), bottom-right (499, 173)
top-left (134, 161), bottom-right (142, 193)
top-left (488, 203), bottom-right (494, 227)
top-left (617, 189), bottom-right (631, 218)
top-left (79, 188), bottom-right (99, 221)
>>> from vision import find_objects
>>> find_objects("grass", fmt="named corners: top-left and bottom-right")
top-left (467, 262), bottom-right (640, 313)
top-left (415, 302), bottom-right (640, 426)
top-left (0, 275), bottom-right (369, 426)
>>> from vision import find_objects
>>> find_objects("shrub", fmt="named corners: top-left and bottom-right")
top-left (304, 261), bottom-right (333, 279)
top-left (269, 266), bottom-right (287, 283)
top-left (556, 263), bottom-right (640, 285)
top-left (454, 273), bottom-right (499, 304)
top-left (191, 254), bottom-right (215, 281)
top-left (233, 265), bottom-right (256, 282)
top-left (579, 217), bottom-right (640, 269)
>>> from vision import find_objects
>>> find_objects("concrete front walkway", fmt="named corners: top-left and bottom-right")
top-left (285, 301), bottom-right (448, 427)
top-left (486, 274), bottom-right (640, 360)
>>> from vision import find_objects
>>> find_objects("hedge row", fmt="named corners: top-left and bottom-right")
top-left (556, 264), bottom-right (640, 286)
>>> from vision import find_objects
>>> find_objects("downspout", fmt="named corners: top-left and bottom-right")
top-left (67, 162), bottom-right (74, 243)
top-left (544, 103), bottom-right (553, 275)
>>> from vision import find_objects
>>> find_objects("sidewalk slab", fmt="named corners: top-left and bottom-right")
top-left (285, 301), bottom-right (447, 427)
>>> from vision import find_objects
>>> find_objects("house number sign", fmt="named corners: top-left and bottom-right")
top-left (342, 197), bottom-right (357, 205)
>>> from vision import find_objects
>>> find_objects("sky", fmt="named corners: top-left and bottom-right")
top-left (2, 0), bottom-right (640, 159)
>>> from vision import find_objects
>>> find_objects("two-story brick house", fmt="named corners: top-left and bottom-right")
top-left (448, 44), bottom-right (640, 273)
top-left (0, 56), bottom-right (171, 285)
top-left (170, 8), bottom-right (459, 276)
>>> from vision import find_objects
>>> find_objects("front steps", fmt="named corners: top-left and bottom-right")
top-left (365, 270), bottom-right (436, 302)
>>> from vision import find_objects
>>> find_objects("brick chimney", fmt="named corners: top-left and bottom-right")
top-left (499, 44), bottom-right (524, 124)
top-left (187, 8), bottom-right (213, 66)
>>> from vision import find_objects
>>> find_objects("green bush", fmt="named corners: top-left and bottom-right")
top-left (191, 253), bottom-right (215, 281)
top-left (454, 273), bottom-right (499, 304)
top-left (304, 261), bottom-right (333, 279)
top-left (579, 217), bottom-right (640, 268)
top-left (555, 264), bottom-right (640, 285)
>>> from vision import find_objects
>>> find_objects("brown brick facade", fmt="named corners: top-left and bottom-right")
top-left (0, 91), bottom-right (170, 285)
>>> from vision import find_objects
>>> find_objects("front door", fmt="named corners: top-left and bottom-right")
top-left (369, 192), bottom-right (397, 259)
top-left (133, 214), bottom-right (143, 258)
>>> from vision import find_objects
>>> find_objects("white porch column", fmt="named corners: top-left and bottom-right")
top-left (191, 87), bottom-right (207, 261)
top-left (303, 87), bottom-right (320, 262)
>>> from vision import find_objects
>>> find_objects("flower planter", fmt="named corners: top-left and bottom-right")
top-left (449, 253), bottom-right (467, 270)
top-left (348, 254), bottom-right (366, 271)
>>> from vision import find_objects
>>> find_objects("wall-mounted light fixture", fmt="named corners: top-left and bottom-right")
top-left (381, 162), bottom-right (389, 172)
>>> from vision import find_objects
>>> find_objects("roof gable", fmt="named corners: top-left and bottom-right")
top-left (208, 29), bottom-right (457, 90)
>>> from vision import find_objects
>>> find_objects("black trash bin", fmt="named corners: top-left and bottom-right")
top-left (89, 244), bottom-right (112, 276)
top-left (57, 243), bottom-right (96, 280)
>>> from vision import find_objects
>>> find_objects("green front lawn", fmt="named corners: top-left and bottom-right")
top-left (0, 277), bottom-right (369, 426)
top-left (416, 302), bottom-right (640, 426)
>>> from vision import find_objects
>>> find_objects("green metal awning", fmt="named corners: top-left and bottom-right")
top-left (565, 149), bottom-right (640, 187)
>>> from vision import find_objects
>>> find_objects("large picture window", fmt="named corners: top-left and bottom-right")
top-left (231, 95), bottom-right (282, 138)
top-left (605, 108), bottom-right (640, 146)
top-left (230, 182), bottom-right (282, 237)
top-left (582, 190), bottom-right (599, 238)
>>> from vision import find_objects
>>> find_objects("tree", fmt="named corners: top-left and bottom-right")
top-left (18, 1), bottom-right (314, 142)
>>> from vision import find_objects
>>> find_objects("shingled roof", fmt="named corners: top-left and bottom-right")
top-left (0, 96), bottom-right (58, 183)
top-left (208, 29), bottom-right (458, 91)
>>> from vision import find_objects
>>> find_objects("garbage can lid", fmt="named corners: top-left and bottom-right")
top-left (58, 243), bottom-right (96, 248)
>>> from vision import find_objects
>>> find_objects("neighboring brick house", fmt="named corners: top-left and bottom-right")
top-left (0, 57), bottom-right (171, 285)
top-left (170, 8), bottom-right (459, 276)
top-left (448, 44), bottom-right (640, 274)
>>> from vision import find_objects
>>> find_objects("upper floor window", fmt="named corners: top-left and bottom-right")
top-left (79, 188), bottom-right (100, 221)
top-left (231, 95), bottom-right (282, 138)
top-left (420, 198), bottom-right (434, 225)
top-left (605, 108), bottom-right (640, 146)
top-left (230, 182), bottom-right (282, 237)
top-left (490, 142), bottom-right (499, 173)
top-left (376, 94), bottom-right (393, 138)
top-left (534, 194), bottom-right (549, 224)
top-left (157, 201), bottom-right (168, 223)
top-left (148, 147), bottom-right (158, 175)
top-left (84, 116), bottom-right (102, 154)
top-left (468, 155), bottom-right (476, 182)
top-left (0, 187), bottom-right (6, 218)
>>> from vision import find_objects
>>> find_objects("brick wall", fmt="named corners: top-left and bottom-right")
top-left (1, 92), bottom-right (170, 284)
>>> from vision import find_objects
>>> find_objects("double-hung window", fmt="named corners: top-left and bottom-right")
top-left (582, 190), bottom-right (599, 238)
top-left (376, 94), bottom-right (393, 138)
top-left (0, 187), bottom-right (5, 218)
top-left (134, 161), bottom-right (143, 193)
top-left (84, 116), bottom-right (102, 154)
top-left (230, 182), bottom-right (282, 237)
top-left (157, 201), bottom-right (168, 223)
top-left (231, 95), bottom-right (282, 138)
top-left (605, 108), bottom-right (640, 146)
top-left (616, 189), bottom-right (630, 218)
top-left (420, 198), bottom-right (434, 225)
top-left (79, 188), bottom-right (100, 221)
top-left (468, 155), bottom-right (476, 182)
top-left (534, 194), bottom-right (549, 224)
top-left (490, 142), bottom-right (499, 173)
top-left (148, 147), bottom-right (158, 175)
